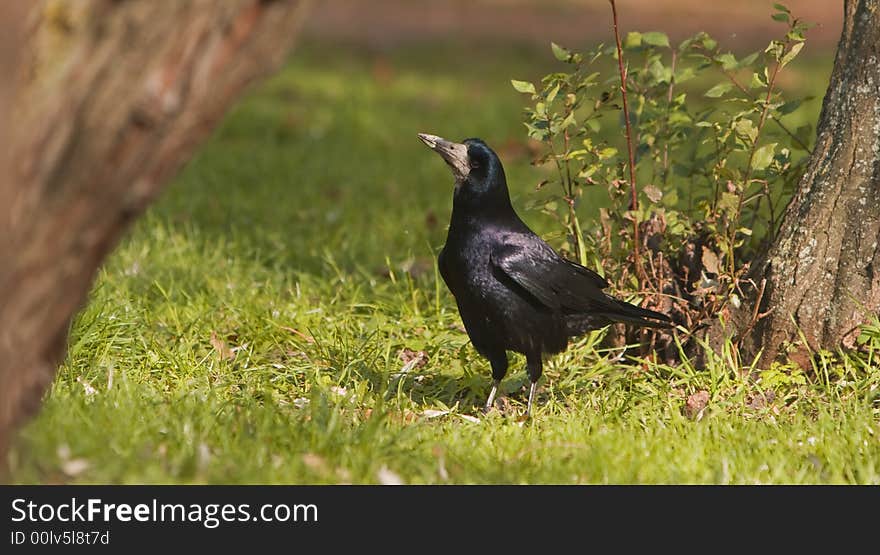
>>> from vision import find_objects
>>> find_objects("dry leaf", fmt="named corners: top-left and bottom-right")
top-left (644, 184), bottom-right (663, 203)
top-left (280, 326), bottom-right (315, 343)
top-left (685, 390), bottom-right (710, 420)
top-left (701, 247), bottom-right (722, 275)
top-left (61, 458), bottom-right (90, 477)
top-left (377, 466), bottom-right (404, 485)
top-left (210, 331), bottom-right (235, 360)
top-left (302, 453), bottom-right (327, 472)
top-left (397, 348), bottom-right (429, 377)
top-left (76, 377), bottom-right (97, 397)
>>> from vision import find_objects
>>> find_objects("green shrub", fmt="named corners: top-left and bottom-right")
top-left (512, 3), bottom-right (813, 339)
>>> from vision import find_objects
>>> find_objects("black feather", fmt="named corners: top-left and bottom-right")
top-left (422, 135), bottom-right (672, 414)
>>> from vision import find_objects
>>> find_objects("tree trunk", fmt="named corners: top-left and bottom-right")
top-left (0, 0), bottom-right (311, 467)
top-left (739, 0), bottom-right (880, 364)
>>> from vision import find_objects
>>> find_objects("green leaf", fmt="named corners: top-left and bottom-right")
top-left (738, 52), bottom-right (759, 68)
top-left (649, 59), bottom-right (672, 83)
top-left (674, 66), bottom-right (696, 83)
top-left (735, 119), bottom-right (758, 143)
top-left (624, 31), bottom-right (642, 48)
top-left (750, 71), bottom-right (767, 89)
top-left (564, 149), bottom-right (589, 160)
top-left (642, 32), bottom-right (670, 48)
top-left (598, 147), bottom-right (618, 160)
top-left (795, 124), bottom-right (813, 147)
top-left (717, 192), bottom-right (739, 214)
top-left (777, 98), bottom-right (804, 115)
top-left (551, 42), bottom-right (571, 62)
top-left (511, 80), bottom-right (536, 95)
top-left (546, 83), bottom-right (561, 103)
top-left (779, 41), bottom-right (805, 69)
top-left (751, 143), bottom-right (777, 170)
top-left (705, 82), bottom-right (733, 98)
top-left (765, 41), bottom-right (785, 60)
top-left (772, 12), bottom-right (789, 22)
top-left (773, 3), bottom-right (791, 13)
top-left (581, 71), bottom-right (601, 86)
top-left (715, 53), bottom-right (737, 70)
top-left (701, 35), bottom-right (718, 51)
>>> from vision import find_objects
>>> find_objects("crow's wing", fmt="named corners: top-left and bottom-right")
top-left (490, 240), bottom-right (610, 313)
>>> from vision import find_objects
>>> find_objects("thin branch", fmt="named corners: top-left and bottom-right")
top-left (719, 68), bottom-right (811, 153)
top-left (725, 54), bottom-right (784, 277)
top-left (661, 49), bottom-right (677, 186)
top-left (608, 0), bottom-right (645, 283)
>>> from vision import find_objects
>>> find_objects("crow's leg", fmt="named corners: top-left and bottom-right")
top-left (485, 381), bottom-right (500, 411)
top-left (525, 355), bottom-right (543, 417)
top-left (484, 353), bottom-right (508, 412)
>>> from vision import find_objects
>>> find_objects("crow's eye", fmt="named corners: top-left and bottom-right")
top-left (470, 160), bottom-right (481, 169)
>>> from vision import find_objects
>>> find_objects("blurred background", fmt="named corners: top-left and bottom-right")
top-left (305, 0), bottom-right (841, 51)
top-left (180, 0), bottom-right (840, 275)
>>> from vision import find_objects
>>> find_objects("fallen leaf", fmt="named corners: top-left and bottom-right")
top-left (701, 247), bottom-right (722, 275)
top-left (397, 348), bottom-right (429, 377)
top-left (685, 390), bottom-right (710, 420)
top-left (747, 390), bottom-right (776, 410)
top-left (644, 184), bottom-right (663, 203)
top-left (76, 377), bottom-right (97, 397)
top-left (280, 326), bottom-right (314, 343)
top-left (61, 459), bottom-right (90, 477)
top-left (210, 331), bottom-right (235, 360)
top-left (422, 409), bottom-right (450, 419)
top-left (302, 453), bottom-right (327, 472)
top-left (377, 466), bottom-right (404, 485)
top-left (399, 348), bottom-right (429, 367)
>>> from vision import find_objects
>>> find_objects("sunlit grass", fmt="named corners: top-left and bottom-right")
top-left (9, 41), bottom-right (879, 484)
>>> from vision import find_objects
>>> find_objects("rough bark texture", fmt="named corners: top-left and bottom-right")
top-left (740, 0), bottom-right (880, 364)
top-left (0, 0), bottom-right (310, 466)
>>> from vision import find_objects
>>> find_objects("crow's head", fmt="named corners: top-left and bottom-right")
top-left (418, 133), bottom-right (508, 202)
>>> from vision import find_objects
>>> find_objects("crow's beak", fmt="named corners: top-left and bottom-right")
top-left (418, 133), bottom-right (470, 182)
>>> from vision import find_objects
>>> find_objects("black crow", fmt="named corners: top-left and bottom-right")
top-left (418, 133), bottom-right (672, 416)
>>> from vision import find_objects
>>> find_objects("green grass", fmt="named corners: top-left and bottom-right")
top-left (9, 40), bottom-right (880, 484)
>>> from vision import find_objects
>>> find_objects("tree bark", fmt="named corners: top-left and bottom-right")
top-left (738, 0), bottom-right (880, 364)
top-left (0, 0), bottom-right (310, 467)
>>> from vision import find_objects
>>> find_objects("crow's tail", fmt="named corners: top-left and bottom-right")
top-left (564, 298), bottom-right (673, 336)
top-left (596, 298), bottom-right (673, 329)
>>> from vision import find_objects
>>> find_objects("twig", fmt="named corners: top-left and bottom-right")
top-left (733, 277), bottom-right (769, 345)
top-left (731, 59), bottom-right (783, 274)
top-left (608, 0), bottom-right (645, 284)
top-left (719, 68), bottom-right (811, 153)
top-left (661, 50), bottom-right (677, 185)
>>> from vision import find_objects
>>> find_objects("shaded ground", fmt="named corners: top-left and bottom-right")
top-left (304, 0), bottom-right (842, 52)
